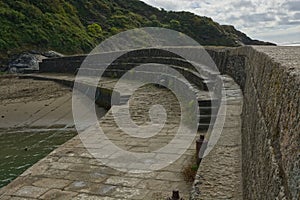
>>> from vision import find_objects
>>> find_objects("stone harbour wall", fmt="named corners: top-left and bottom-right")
top-left (38, 46), bottom-right (299, 199)
top-left (208, 46), bottom-right (299, 200)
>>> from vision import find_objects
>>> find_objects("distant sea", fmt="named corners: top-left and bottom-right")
top-left (280, 42), bottom-right (300, 46)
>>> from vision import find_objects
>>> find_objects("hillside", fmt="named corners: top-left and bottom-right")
top-left (0, 0), bottom-right (275, 63)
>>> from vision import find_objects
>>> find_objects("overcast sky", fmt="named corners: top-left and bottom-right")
top-left (141, 0), bottom-right (300, 44)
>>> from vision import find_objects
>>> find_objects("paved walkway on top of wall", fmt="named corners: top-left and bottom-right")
top-left (191, 75), bottom-right (243, 199)
top-left (0, 74), bottom-right (243, 200)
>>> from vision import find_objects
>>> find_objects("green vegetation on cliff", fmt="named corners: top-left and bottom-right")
top-left (0, 0), bottom-right (274, 61)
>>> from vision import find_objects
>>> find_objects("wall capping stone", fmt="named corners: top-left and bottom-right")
top-left (206, 46), bottom-right (299, 200)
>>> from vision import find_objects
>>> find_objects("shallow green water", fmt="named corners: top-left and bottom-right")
top-left (0, 128), bottom-right (77, 188)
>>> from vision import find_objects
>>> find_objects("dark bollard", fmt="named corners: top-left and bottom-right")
top-left (167, 190), bottom-right (184, 200)
top-left (196, 135), bottom-right (205, 165)
top-left (172, 190), bottom-right (180, 199)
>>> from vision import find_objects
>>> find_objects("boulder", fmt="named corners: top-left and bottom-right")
top-left (8, 53), bottom-right (46, 73)
top-left (7, 50), bottom-right (64, 73)
top-left (42, 50), bottom-right (64, 58)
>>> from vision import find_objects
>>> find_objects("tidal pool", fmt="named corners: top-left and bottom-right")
top-left (0, 128), bottom-right (77, 188)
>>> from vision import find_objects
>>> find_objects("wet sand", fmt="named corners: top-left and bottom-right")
top-left (0, 76), bottom-right (74, 128)
top-left (0, 75), bottom-right (107, 188)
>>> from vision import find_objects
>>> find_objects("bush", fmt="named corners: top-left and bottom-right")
top-left (87, 23), bottom-right (103, 38)
top-left (170, 19), bottom-right (181, 29)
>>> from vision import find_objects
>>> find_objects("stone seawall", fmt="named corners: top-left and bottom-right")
top-left (208, 46), bottom-right (299, 200)
top-left (37, 46), bottom-right (299, 199)
top-left (23, 74), bottom-right (119, 109)
top-left (39, 55), bottom-right (86, 73)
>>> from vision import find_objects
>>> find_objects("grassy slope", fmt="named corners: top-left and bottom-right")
top-left (0, 0), bottom-right (274, 63)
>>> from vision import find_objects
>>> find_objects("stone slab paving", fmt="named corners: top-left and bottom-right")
top-left (0, 82), bottom-right (197, 199)
top-left (0, 74), bottom-right (243, 199)
top-left (191, 75), bottom-right (243, 199)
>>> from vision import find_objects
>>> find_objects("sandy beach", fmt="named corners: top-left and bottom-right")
top-left (0, 76), bottom-right (74, 128)
top-left (0, 75), bottom-right (108, 188)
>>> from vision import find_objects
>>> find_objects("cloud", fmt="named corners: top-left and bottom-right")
top-left (142, 0), bottom-right (208, 11)
top-left (293, 12), bottom-right (300, 19)
top-left (253, 26), bottom-right (300, 44)
top-left (232, 1), bottom-right (255, 8)
top-left (278, 12), bottom-right (300, 25)
top-left (283, 1), bottom-right (300, 11)
top-left (240, 13), bottom-right (276, 22)
top-left (190, 2), bottom-right (201, 9)
top-left (141, 0), bottom-right (300, 44)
